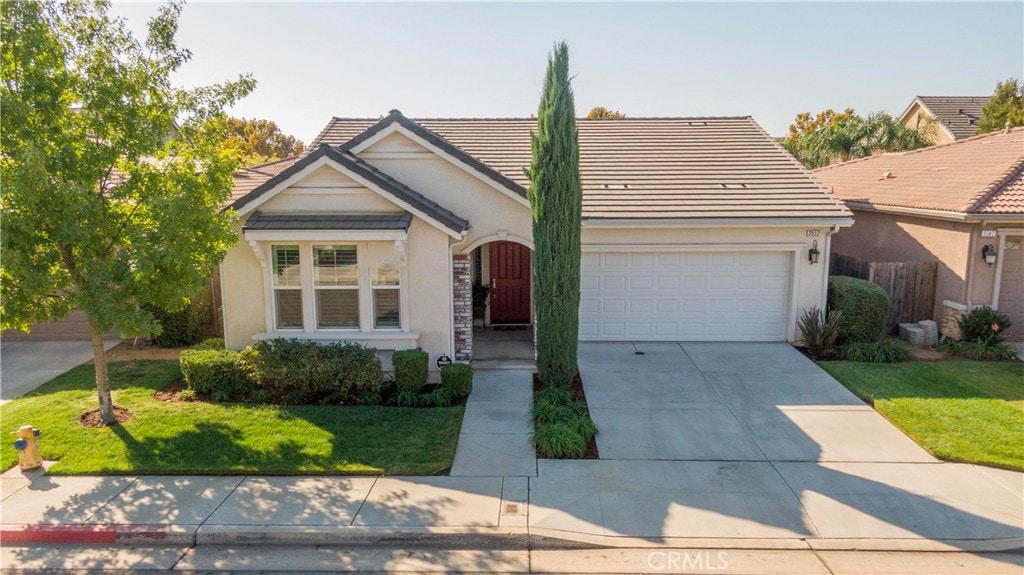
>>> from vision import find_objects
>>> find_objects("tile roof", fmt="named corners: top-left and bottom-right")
top-left (814, 127), bottom-right (1024, 216)
top-left (907, 96), bottom-right (990, 140)
top-left (243, 211), bottom-right (412, 231)
top-left (230, 156), bottom-right (301, 203)
top-left (310, 114), bottom-right (851, 221)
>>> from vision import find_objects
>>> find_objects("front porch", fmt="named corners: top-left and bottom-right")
top-left (470, 326), bottom-right (535, 370)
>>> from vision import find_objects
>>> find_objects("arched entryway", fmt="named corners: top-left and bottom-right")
top-left (455, 237), bottom-right (535, 366)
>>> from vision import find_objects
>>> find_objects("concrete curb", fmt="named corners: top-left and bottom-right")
top-left (195, 525), bottom-right (533, 549)
top-left (0, 524), bottom-right (195, 546)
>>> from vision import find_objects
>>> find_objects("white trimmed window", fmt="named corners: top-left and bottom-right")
top-left (272, 245), bottom-right (303, 329)
top-left (313, 245), bottom-right (359, 329)
top-left (372, 266), bottom-right (401, 329)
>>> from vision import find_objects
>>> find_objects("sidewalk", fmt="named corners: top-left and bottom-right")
top-left (1, 367), bottom-right (1022, 554)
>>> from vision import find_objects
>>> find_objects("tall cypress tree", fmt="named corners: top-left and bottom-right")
top-left (527, 42), bottom-right (582, 389)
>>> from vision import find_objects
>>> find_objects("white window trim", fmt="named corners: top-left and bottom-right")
top-left (252, 239), bottom-right (417, 346)
top-left (312, 244), bottom-right (360, 331)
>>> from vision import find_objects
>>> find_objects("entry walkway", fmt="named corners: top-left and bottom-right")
top-left (449, 369), bottom-right (536, 477)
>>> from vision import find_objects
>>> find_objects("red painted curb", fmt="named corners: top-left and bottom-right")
top-left (1, 525), bottom-right (171, 545)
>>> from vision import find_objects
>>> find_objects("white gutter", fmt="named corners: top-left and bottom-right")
top-left (821, 224), bottom-right (842, 312)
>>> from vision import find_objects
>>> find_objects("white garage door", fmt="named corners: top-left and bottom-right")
top-left (579, 250), bottom-right (793, 341)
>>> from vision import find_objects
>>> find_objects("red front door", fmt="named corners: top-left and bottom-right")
top-left (489, 241), bottom-right (531, 324)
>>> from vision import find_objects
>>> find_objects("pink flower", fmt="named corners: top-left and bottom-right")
top-left (991, 323), bottom-right (1000, 331)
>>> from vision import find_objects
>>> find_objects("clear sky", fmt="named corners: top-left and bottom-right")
top-left (110, 1), bottom-right (1024, 143)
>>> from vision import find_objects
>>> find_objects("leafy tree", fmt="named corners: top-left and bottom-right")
top-left (224, 117), bottom-right (304, 166)
top-left (783, 109), bottom-right (933, 169)
top-left (527, 43), bottom-right (582, 390)
top-left (978, 78), bottom-right (1024, 133)
top-left (1, 0), bottom-right (254, 425)
top-left (586, 106), bottom-right (625, 119)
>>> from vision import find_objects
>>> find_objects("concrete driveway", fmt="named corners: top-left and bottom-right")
top-left (527, 342), bottom-right (1023, 543)
top-left (0, 340), bottom-right (118, 405)
top-left (578, 341), bottom-right (935, 463)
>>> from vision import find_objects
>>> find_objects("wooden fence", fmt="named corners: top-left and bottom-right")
top-left (830, 253), bottom-right (938, 333)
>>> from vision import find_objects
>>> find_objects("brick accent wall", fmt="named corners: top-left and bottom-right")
top-left (453, 254), bottom-right (473, 361)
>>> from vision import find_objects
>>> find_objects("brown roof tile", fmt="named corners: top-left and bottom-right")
top-left (814, 127), bottom-right (1024, 215)
top-left (310, 115), bottom-right (850, 221)
top-left (230, 156), bottom-right (301, 203)
top-left (910, 96), bottom-right (990, 140)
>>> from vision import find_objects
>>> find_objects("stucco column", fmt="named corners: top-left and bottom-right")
top-left (452, 253), bottom-right (473, 361)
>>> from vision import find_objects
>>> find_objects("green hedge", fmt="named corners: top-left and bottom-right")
top-left (146, 293), bottom-right (210, 348)
top-left (240, 339), bottom-right (384, 405)
top-left (392, 349), bottom-right (428, 394)
top-left (440, 363), bottom-right (473, 399)
top-left (827, 276), bottom-right (889, 344)
top-left (179, 349), bottom-right (252, 402)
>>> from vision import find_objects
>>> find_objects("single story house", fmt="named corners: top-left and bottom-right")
top-left (898, 96), bottom-right (990, 146)
top-left (814, 127), bottom-right (1024, 341)
top-left (221, 110), bottom-right (852, 366)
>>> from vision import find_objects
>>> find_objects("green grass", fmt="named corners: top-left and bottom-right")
top-left (1, 360), bottom-right (464, 475)
top-left (819, 360), bottom-right (1024, 471)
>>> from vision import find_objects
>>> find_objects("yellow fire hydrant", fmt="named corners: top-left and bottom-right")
top-left (11, 425), bottom-right (42, 471)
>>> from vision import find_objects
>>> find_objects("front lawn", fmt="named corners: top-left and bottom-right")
top-left (819, 360), bottom-right (1024, 471)
top-left (0, 360), bottom-right (463, 475)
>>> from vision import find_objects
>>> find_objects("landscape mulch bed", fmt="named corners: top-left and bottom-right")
top-left (80, 406), bottom-right (132, 427)
top-left (533, 372), bottom-right (600, 460)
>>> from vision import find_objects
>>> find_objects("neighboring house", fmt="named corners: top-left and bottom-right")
top-left (815, 127), bottom-right (1024, 342)
top-left (899, 96), bottom-right (990, 145)
top-left (220, 110), bottom-right (852, 366)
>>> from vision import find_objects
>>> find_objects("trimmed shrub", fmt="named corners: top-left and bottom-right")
top-left (392, 349), bottom-right (429, 394)
top-left (958, 306), bottom-right (1012, 344)
top-left (533, 423), bottom-right (586, 459)
top-left (179, 349), bottom-right (252, 401)
top-left (146, 293), bottom-right (210, 348)
top-left (240, 339), bottom-right (384, 405)
top-left (798, 307), bottom-right (843, 359)
top-left (440, 363), bottom-right (473, 399)
top-left (828, 276), bottom-right (889, 344)
top-left (191, 338), bottom-right (225, 351)
top-left (944, 339), bottom-right (1018, 361)
top-left (839, 339), bottom-right (912, 363)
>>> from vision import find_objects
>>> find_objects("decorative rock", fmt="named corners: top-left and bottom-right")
top-left (918, 320), bottom-right (939, 345)
top-left (899, 324), bottom-right (926, 347)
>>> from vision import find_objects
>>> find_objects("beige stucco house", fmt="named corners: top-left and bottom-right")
top-left (220, 111), bottom-right (852, 366)
top-left (898, 96), bottom-right (990, 146)
top-left (815, 127), bottom-right (1024, 341)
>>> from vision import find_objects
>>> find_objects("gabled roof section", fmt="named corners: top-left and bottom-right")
top-left (228, 146), bottom-right (469, 236)
top-left (312, 115), bottom-right (851, 221)
top-left (900, 96), bottom-right (990, 141)
top-left (814, 127), bottom-right (1024, 216)
top-left (230, 156), bottom-right (302, 204)
top-left (333, 110), bottom-right (528, 199)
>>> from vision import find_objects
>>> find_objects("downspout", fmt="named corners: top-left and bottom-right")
top-left (963, 225), bottom-right (977, 308)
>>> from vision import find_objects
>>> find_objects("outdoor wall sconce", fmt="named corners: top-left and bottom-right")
top-left (982, 244), bottom-right (997, 266)
top-left (808, 240), bottom-right (820, 265)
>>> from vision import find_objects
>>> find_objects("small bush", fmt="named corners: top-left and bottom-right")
top-left (178, 388), bottom-right (197, 402)
top-left (240, 339), bottom-right (384, 405)
top-left (533, 423), bottom-right (586, 458)
top-left (147, 293), bottom-right (210, 348)
top-left (392, 349), bottom-right (429, 394)
top-left (179, 349), bottom-right (253, 400)
top-left (534, 386), bottom-right (573, 406)
top-left (839, 339), bottom-right (912, 363)
top-left (828, 276), bottom-right (889, 344)
top-left (798, 307), bottom-right (843, 358)
top-left (944, 339), bottom-right (1019, 361)
top-left (568, 414), bottom-right (598, 442)
top-left (959, 306), bottom-right (1012, 344)
top-left (440, 363), bottom-right (473, 399)
top-left (191, 338), bottom-right (225, 351)
top-left (532, 398), bottom-right (578, 426)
